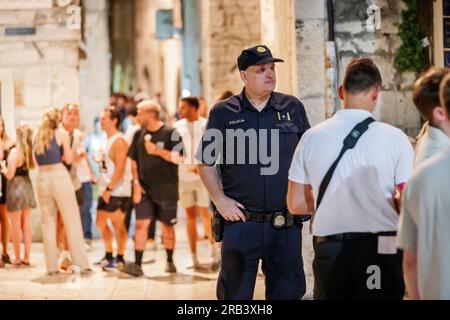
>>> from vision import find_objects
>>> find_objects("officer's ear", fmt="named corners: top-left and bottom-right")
top-left (240, 71), bottom-right (247, 83)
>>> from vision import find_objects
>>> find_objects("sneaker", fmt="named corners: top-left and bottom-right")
top-left (85, 240), bottom-right (93, 252)
top-left (165, 261), bottom-right (177, 273)
top-left (116, 257), bottom-right (126, 269)
top-left (120, 262), bottom-right (144, 277)
top-left (59, 258), bottom-right (72, 271)
top-left (100, 258), bottom-right (116, 271)
top-left (2, 253), bottom-right (11, 264)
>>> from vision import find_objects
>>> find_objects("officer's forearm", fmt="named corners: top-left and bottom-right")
top-left (197, 164), bottom-right (225, 205)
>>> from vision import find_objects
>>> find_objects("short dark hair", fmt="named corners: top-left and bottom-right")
top-left (413, 67), bottom-right (449, 123)
top-left (342, 58), bottom-right (382, 95)
top-left (439, 72), bottom-right (450, 116)
top-left (126, 104), bottom-right (138, 117)
top-left (182, 97), bottom-right (200, 109)
top-left (104, 106), bottom-right (121, 129)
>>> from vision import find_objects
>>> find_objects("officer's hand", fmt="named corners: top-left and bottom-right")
top-left (216, 196), bottom-right (246, 222)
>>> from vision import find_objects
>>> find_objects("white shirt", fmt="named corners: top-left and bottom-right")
top-left (414, 122), bottom-right (450, 167)
top-left (125, 123), bottom-right (141, 146)
top-left (289, 109), bottom-right (414, 236)
top-left (173, 118), bottom-right (207, 182)
top-left (398, 148), bottom-right (450, 299)
top-left (99, 132), bottom-right (132, 197)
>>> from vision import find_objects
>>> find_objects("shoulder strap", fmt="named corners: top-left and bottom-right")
top-left (315, 117), bottom-right (375, 209)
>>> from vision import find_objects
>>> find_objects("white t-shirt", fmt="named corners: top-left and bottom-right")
top-left (288, 109), bottom-right (414, 236)
top-left (173, 118), bottom-right (207, 182)
top-left (414, 123), bottom-right (450, 167)
top-left (398, 148), bottom-right (450, 299)
top-left (125, 123), bottom-right (141, 146)
top-left (99, 132), bottom-right (132, 197)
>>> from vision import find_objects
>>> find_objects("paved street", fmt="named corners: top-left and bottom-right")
top-left (0, 216), bottom-right (314, 300)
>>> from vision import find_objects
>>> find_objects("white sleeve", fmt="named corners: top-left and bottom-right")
top-left (288, 133), bottom-right (310, 184)
top-left (394, 131), bottom-right (414, 185)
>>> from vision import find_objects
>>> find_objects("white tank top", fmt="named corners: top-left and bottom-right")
top-left (99, 132), bottom-right (132, 197)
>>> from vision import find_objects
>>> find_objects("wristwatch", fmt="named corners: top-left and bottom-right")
top-left (106, 186), bottom-right (113, 192)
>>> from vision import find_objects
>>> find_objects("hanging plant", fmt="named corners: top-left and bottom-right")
top-left (394, 0), bottom-right (424, 73)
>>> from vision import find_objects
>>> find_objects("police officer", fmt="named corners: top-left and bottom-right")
top-left (196, 45), bottom-right (310, 300)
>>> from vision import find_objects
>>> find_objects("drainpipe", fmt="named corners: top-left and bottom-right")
top-left (325, 0), bottom-right (339, 118)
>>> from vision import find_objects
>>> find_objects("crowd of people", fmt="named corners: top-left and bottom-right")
top-left (0, 92), bottom-right (223, 276)
top-left (0, 44), bottom-right (449, 301)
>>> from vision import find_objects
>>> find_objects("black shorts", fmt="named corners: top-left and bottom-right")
top-left (134, 195), bottom-right (178, 226)
top-left (97, 196), bottom-right (130, 213)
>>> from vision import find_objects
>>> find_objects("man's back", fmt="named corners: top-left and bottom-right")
top-left (289, 108), bottom-right (414, 236)
top-left (399, 148), bottom-right (450, 299)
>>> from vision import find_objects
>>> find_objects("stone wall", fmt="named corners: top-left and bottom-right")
top-left (295, 0), bottom-right (421, 135)
top-left (201, 0), bottom-right (261, 108)
top-left (295, 0), bottom-right (328, 126)
top-left (334, 0), bottom-right (420, 135)
top-left (0, 1), bottom-right (81, 129)
top-left (79, 0), bottom-right (110, 132)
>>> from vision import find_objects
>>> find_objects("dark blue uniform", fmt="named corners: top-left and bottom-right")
top-left (196, 89), bottom-right (310, 300)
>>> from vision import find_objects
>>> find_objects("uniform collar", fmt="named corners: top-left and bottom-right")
top-left (239, 89), bottom-right (284, 112)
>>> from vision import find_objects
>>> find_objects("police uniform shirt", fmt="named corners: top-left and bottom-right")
top-left (288, 109), bottom-right (414, 236)
top-left (195, 89), bottom-right (310, 212)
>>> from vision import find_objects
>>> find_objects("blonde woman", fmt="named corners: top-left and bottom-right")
top-left (1, 124), bottom-right (37, 266)
top-left (34, 108), bottom-right (90, 275)
top-left (0, 116), bottom-right (12, 266)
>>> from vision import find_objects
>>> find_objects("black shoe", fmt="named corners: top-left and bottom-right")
top-left (121, 262), bottom-right (144, 277)
top-left (165, 261), bottom-right (177, 273)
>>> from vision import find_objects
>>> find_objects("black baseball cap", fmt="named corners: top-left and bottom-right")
top-left (237, 45), bottom-right (284, 71)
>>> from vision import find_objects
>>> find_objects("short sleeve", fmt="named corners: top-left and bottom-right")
top-left (397, 184), bottom-right (418, 250)
top-left (168, 129), bottom-right (184, 155)
top-left (195, 106), bottom-right (224, 166)
top-left (394, 131), bottom-right (414, 185)
top-left (288, 133), bottom-right (310, 184)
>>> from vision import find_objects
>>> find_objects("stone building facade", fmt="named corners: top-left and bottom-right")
top-left (0, 0), bottom-right (82, 135)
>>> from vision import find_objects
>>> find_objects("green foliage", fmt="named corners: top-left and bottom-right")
top-left (394, 0), bottom-right (424, 73)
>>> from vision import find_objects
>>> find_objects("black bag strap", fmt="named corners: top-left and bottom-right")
top-left (315, 117), bottom-right (375, 209)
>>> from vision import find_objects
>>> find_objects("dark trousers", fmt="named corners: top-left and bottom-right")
top-left (312, 236), bottom-right (404, 300)
top-left (80, 182), bottom-right (93, 239)
top-left (148, 219), bottom-right (156, 239)
top-left (217, 221), bottom-right (306, 300)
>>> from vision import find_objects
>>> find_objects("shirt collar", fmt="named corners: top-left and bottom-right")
top-left (426, 124), bottom-right (450, 144)
top-left (239, 89), bottom-right (284, 112)
top-left (334, 108), bottom-right (373, 120)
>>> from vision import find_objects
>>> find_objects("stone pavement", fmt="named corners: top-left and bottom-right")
top-left (0, 218), bottom-right (314, 300)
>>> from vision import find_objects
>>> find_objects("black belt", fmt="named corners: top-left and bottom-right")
top-left (243, 210), bottom-right (284, 223)
top-left (314, 231), bottom-right (397, 244)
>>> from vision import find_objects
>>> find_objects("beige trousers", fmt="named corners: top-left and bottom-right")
top-left (37, 164), bottom-right (90, 273)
